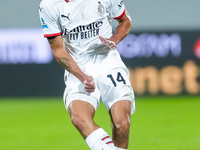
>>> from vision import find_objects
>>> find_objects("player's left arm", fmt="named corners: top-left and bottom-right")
top-left (110, 10), bottom-right (132, 45)
top-left (99, 10), bottom-right (132, 48)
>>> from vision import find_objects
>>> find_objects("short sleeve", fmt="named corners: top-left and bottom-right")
top-left (39, 2), bottom-right (62, 37)
top-left (109, 0), bottom-right (126, 19)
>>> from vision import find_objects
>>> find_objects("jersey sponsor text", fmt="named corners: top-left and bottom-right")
top-left (63, 21), bottom-right (103, 41)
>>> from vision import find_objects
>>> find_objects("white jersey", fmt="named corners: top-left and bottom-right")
top-left (39, 0), bottom-right (127, 78)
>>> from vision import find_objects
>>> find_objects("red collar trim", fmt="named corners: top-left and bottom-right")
top-left (66, 0), bottom-right (70, 2)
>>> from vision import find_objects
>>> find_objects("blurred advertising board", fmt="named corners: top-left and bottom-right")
top-left (0, 28), bottom-right (64, 97)
top-left (117, 31), bottom-right (200, 95)
top-left (0, 28), bottom-right (53, 64)
top-left (0, 29), bottom-right (199, 97)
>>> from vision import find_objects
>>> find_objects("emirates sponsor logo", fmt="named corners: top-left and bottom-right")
top-left (63, 21), bottom-right (103, 41)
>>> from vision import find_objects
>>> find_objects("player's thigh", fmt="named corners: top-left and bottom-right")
top-left (63, 79), bottom-right (101, 113)
top-left (68, 100), bottom-right (96, 121)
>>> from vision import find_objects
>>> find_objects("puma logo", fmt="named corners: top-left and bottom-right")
top-left (61, 13), bottom-right (70, 21)
top-left (39, 6), bottom-right (43, 13)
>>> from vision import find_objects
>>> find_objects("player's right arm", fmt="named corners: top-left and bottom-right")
top-left (47, 35), bottom-right (83, 82)
top-left (39, 1), bottom-right (95, 92)
top-left (47, 35), bottom-right (95, 92)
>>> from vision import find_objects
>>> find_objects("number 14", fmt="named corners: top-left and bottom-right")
top-left (107, 72), bottom-right (126, 87)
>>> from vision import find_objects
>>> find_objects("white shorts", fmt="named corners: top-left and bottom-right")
top-left (63, 67), bottom-right (135, 114)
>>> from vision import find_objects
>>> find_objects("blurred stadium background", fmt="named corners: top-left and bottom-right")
top-left (0, 0), bottom-right (200, 150)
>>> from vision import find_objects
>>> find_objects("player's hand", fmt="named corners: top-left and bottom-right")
top-left (84, 76), bottom-right (95, 93)
top-left (99, 35), bottom-right (117, 49)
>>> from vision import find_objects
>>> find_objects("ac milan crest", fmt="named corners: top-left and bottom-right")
top-left (97, 1), bottom-right (105, 15)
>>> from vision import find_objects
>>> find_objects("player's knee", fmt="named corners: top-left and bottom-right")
top-left (71, 114), bottom-right (90, 129)
top-left (114, 119), bottom-right (130, 133)
top-left (71, 114), bottom-right (83, 128)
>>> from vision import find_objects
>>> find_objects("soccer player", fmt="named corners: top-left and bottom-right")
top-left (39, 0), bottom-right (135, 149)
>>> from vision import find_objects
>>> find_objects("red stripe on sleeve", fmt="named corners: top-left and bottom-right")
top-left (44, 32), bottom-right (62, 37)
top-left (113, 9), bottom-right (126, 19)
